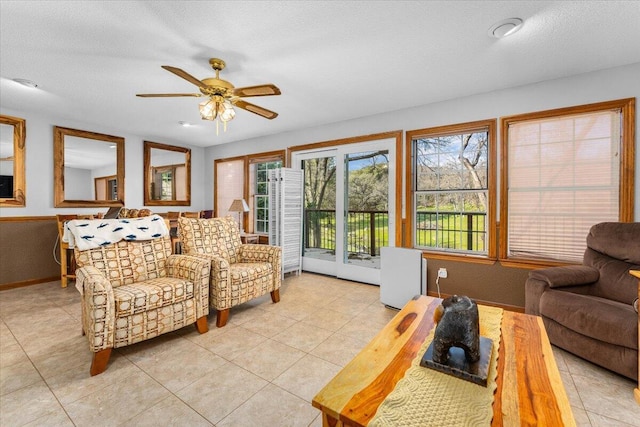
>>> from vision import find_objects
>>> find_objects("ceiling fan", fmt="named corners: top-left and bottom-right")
top-left (137, 58), bottom-right (280, 132)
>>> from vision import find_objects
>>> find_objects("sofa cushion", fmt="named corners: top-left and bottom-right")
top-left (230, 262), bottom-right (273, 284)
top-left (584, 249), bottom-right (640, 304)
top-left (75, 237), bottom-right (172, 288)
top-left (225, 263), bottom-right (274, 303)
top-left (587, 222), bottom-right (640, 264)
top-left (114, 277), bottom-right (194, 317)
top-left (179, 216), bottom-right (242, 264)
top-left (539, 289), bottom-right (637, 349)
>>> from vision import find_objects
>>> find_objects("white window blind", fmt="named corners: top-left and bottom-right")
top-left (507, 109), bottom-right (621, 262)
top-left (216, 159), bottom-right (244, 218)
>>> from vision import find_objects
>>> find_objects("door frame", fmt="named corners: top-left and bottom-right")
top-left (289, 131), bottom-right (403, 284)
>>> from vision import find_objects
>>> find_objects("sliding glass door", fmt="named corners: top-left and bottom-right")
top-left (292, 139), bottom-right (395, 285)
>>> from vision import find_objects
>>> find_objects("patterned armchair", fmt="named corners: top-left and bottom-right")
top-left (178, 216), bottom-right (282, 327)
top-left (74, 235), bottom-right (210, 375)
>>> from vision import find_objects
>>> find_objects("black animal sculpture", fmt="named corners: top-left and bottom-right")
top-left (432, 295), bottom-right (480, 365)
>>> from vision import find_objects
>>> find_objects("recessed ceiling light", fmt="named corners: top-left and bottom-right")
top-left (12, 78), bottom-right (38, 88)
top-left (488, 18), bottom-right (523, 39)
top-left (178, 121), bottom-right (193, 127)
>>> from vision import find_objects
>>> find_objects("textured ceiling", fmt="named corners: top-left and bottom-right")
top-left (1, 1), bottom-right (639, 148)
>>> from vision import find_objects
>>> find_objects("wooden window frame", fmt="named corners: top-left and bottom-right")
top-left (213, 150), bottom-right (286, 233)
top-left (405, 119), bottom-right (497, 264)
top-left (499, 98), bottom-right (635, 269)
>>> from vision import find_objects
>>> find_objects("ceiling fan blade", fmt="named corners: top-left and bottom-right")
top-left (161, 65), bottom-right (207, 88)
top-left (234, 100), bottom-right (278, 119)
top-left (233, 84), bottom-right (281, 97)
top-left (136, 93), bottom-right (202, 97)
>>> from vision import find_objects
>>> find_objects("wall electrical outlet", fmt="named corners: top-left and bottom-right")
top-left (437, 268), bottom-right (448, 279)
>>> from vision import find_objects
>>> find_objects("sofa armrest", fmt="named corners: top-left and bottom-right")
top-left (525, 265), bottom-right (598, 316)
top-left (239, 244), bottom-right (280, 263)
top-left (239, 244), bottom-right (282, 289)
top-left (166, 254), bottom-right (211, 319)
top-left (529, 265), bottom-right (599, 288)
top-left (76, 266), bottom-right (116, 352)
top-left (185, 253), bottom-right (231, 310)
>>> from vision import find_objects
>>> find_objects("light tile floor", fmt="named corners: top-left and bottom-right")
top-left (0, 273), bottom-right (638, 426)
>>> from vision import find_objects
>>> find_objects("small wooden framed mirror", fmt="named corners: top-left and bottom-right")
top-left (143, 140), bottom-right (191, 206)
top-left (54, 126), bottom-right (125, 207)
top-left (0, 115), bottom-right (26, 207)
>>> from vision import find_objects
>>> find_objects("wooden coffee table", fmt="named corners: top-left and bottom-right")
top-left (312, 295), bottom-right (575, 426)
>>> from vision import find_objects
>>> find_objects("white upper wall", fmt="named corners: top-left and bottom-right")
top-left (205, 63), bottom-right (640, 221)
top-left (0, 110), bottom-right (206, 217)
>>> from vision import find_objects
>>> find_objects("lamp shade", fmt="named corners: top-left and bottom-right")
top-left (199, 99), bottom-right (218, 120)
top-left (228, 198), bottom-right (249, 213)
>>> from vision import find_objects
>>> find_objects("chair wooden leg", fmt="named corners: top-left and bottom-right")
top-left (216, 309), bottom-right (229, 327)
top-left (60, 250), bottom-right (68, 288)
top-left (270, 289), bottom-right (280, 303)
top-left (195, 316), bottom-right (209, 333)
top-left (90, 348), bottom-right (112, 376)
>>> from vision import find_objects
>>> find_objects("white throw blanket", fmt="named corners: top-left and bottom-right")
top-left (62, 214), bottom-right (169, 250)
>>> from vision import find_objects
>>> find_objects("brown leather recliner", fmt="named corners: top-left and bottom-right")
top-left (525, 222), bottom-right (640, 380)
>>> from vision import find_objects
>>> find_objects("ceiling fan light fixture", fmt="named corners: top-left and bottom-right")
top-left (488, 18), bottom-right (523, 39)
top-left (219, 102), bottom-right (236, 122)
top-left (138, 57), bottom-right (280, 134)
top-left (199, 99), bottom-right (218, 120)
top-left (199, 97), bottom-right (235, 135)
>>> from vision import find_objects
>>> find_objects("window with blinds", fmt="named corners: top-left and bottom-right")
top-left (215, 151), bottom-right (285, 233)
top-left (502, 98), bottom-right (635, 265)
top-left (215, 158), bottom-right (244, 218)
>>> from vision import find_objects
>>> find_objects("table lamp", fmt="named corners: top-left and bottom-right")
top-left (228, 198), bottom-right (249, 233)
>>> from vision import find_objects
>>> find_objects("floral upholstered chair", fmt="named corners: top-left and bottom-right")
top-left (178, 216), bottom-right (282, 327)
top-left (74, 232), bottom-right (210, 376)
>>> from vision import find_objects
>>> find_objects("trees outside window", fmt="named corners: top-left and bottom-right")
top-left (254, 160), bottom-right (282, 233)
top-left (406, 119), bottom-right (497, 260)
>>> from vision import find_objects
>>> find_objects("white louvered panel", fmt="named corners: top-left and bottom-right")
top-left (268, 168), bottom-right (303, 276)
top-left (268, 169), bottom-right (280, 246)
top-left (281, 169), bottom-right (303, 275)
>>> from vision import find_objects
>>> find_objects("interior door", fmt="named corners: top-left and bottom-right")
top-left (293, 139), bottom-right (395, 285)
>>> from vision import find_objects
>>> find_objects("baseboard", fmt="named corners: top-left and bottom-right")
top-left (0, 276), bottom-right (60, 291)
top-left (426, 290), bottom-right (525, 313)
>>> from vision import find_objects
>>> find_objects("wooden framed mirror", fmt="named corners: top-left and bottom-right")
top-left (54, 126), bottom-right (125, 207)
top-left (0, 115), bottom-right (26, 207)
top-left (143, 140), bottom-right (191, 206)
